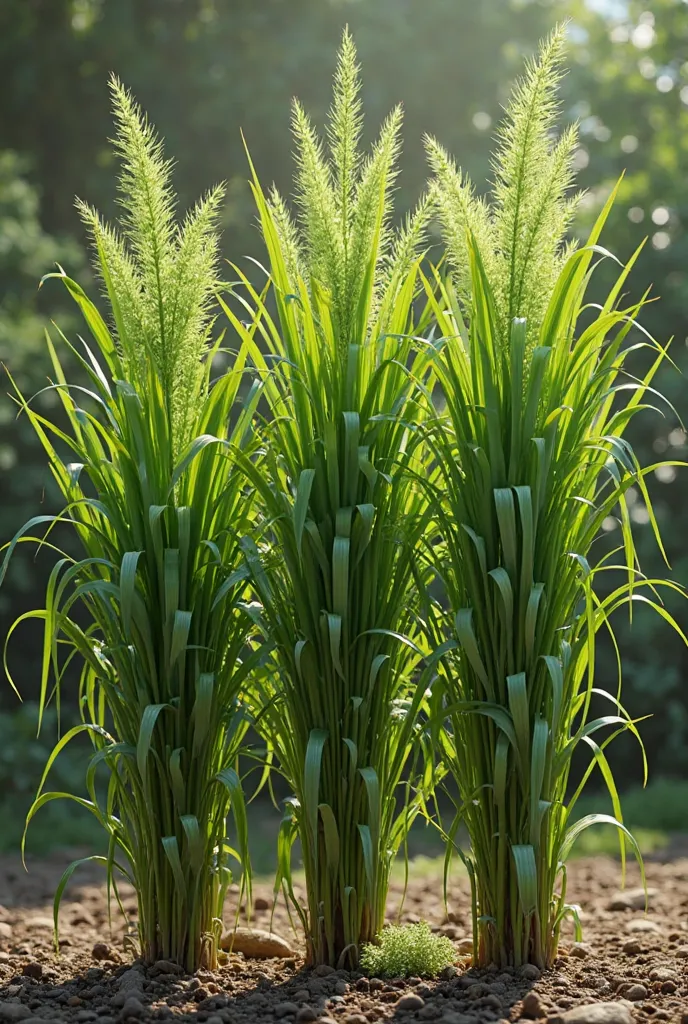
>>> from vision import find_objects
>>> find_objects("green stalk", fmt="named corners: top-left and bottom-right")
top-left (222, 31), bottom-right (436, 967)
top-left (1, 80), bottom-right (260, 972)
top-left (423, 28), bottom-right (686, 969)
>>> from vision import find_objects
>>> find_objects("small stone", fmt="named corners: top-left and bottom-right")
top-left (206, 1017), bottom-right (224, 1024)
top-left (569, 943), bottom-right (591, 959)
top-left (117, 969), bottom-right (145, 993)
top-left (22, 962), bottom-right (43, 980)
top-left (366, 978), bottom-right (381, 991)
top-left (68, 997), bottom-right (83, 1007)
top-left (334, 980), bottom-right (348, 994)
top-left (0, 922), bottom-right (12, 939)
top-left (440, 965), bottom-right (459, 980)
top-left (624, 984), bottom-right (647, 1001)
top-left (344, 1017), bottom-right (367, 1024)
top-left (396, 993), bottom-right (425, 1011)
top-left (439, 1015), bottom-right (475, 1024)
top-left (622, 940), bottom-right (640, 954)
top-left (295, 1010), bottom-right (317, 1023)
top-left (312, 963), bottom-right (335, 977)
top-left (456, 938), bottom-right (473, 955)
top-left (676, 946), bottom-right (688, 958)
top-left (253, 896), bottom-right (270, 912)
top-left (69, 905), bottom-right (96, 927)
top-left (648, 966), bottom-right (677, 982)
top-left (220, 926), bottom-right (294, 959)
top-left (521, 963), bottom-right (541, 981)
top-left (546, 1005), bottom-right (633, 1024)
top-left (92, 943), bottom-right (113, 962)
top-left (626, 918), bottom-right (661, 933)
top-left (292, 990), bottom-right (310, 1003)
top-left (120, 997), bottom-right (144, 1019)
top-left (522, 993), bottom-right (547, 1019)
top-left (25, 917), bottom-right (53, 931)
top-left (0, 1007), bottom-right (32, 1022)
top-left (606, 887), bottom-right (657, 911)
top-left (419, 1007), bottom-right (441, 1020)
top-left (151, 959), bottom-right (183, 975)
top-left (274, 1003), bottom-right (299, 1019)
top-left (660, 979), bottom-right (676, 993)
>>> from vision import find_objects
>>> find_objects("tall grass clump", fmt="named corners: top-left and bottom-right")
top-left (222, 31), bottom-right (435, 967)
top-left (422, 27), bottom-right (684, 969)
top-left (0, 80), bottom-right (261, 971)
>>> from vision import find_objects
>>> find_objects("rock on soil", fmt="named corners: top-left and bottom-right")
top-left (219, 926), bottom-right (294, 958)
top-left (0, 853), bottom-right (687, 1023)
top-left (547, 1004), bottom-right (634, 1024)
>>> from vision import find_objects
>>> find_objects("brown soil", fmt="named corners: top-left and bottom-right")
top-left (0, 852), bottom-right (687, 1024)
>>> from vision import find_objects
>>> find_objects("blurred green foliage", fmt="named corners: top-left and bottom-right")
top-left (1, 0), bottom-right (687, 850)
top-left (0, 703), bottom-right (104, 853)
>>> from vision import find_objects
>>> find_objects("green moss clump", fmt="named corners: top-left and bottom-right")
top-left (360, 921), bottom-right (456, 978)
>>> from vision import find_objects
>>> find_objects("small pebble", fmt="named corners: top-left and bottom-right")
top-left (521, 963), bottom-right (541, 981)
top-left (606, 887), bottom-right (657, 911)
top-left (92, 943), bottom-right (113, 962)
top-left (622, 940), bottom-right (640, 954)
top-left (22, 962), bottom-right (43, 980)
top-left (522, 992), bottom-right (547, 1019)
top-left (626, 918), bottom-right (661, 933)
top-left (120, 996), bottom-right (144, 1019)
top-left (396, 993), bottom-right (425, 1011)
top-left (625, 983), bottom-right (647, 1001)
top-left (312, 963), bottom-right (335, 977)
top-left (296, 1009), bottom-right (317, 1023)
top-left (547, 1004), bottom-right (633, 1024)
top-left (569, 942), bottom-right (592, 959)
top-left (648, 966), bottom-right (677, 982)
top-left (274, 1003), bottom-right (299, 1019)
top-left (151, 960), bottom-right (182, 975)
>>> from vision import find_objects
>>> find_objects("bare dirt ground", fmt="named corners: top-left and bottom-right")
top-left (0, 852), bottom-right (687, 1024)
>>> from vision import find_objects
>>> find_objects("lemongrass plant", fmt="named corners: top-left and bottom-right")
top-left (421, 27), bottom-right (685, 969)
top-left (221, 31), bottom-right (437, 967)
top-left (0, 80), bottom-right (261, 971)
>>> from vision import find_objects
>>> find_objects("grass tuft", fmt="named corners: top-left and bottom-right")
top-left (421, 24), bottom-right (685, 969)
top-left (223, 29), bottom-right (435, 967)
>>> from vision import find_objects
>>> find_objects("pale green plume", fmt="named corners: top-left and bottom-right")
top-left (77, 76), bottom-right (225, 455)
top-left (427, 24), bottom-right (581, 347)
top-left (269, 27), bottom-right (429, 351)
